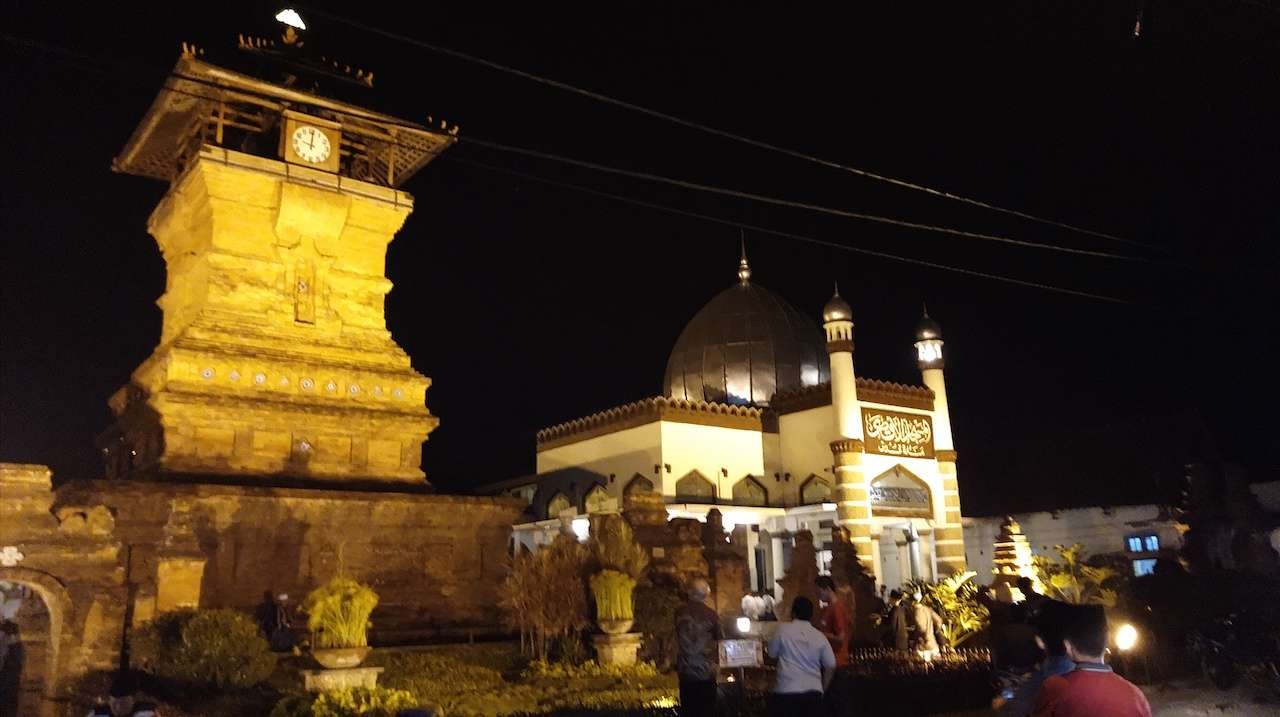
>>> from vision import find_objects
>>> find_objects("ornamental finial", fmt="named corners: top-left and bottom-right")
top-left (737, 234), bottom-right (751, 284)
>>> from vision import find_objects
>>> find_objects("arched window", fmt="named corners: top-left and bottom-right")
top-left (868, 465), bottom-right (932, 518)
top-left (546, 492), bottom-right (573, 519)
top-left (800, 475), bottom-right (832, 505)
top-left (675, 471), bottom-right (716, 500)
top-left (731, 475), bottom-right (768, 506)
top-left (624, 474), bottom-right (654, 498)
top-left (583, 484), bottom-right (611, 513)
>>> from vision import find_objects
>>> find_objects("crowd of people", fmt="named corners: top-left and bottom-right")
top-left (674, 574), bottom-right (1152, 716)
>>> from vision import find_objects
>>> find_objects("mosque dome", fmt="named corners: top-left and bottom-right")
top-left (663, 254), bottom-right (830, 406)
top-left (915, 310), bottom-right (943, 341)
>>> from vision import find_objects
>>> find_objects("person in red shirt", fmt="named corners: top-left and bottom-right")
top-left (814, 576), bottom-right (851, 665)
top-left (1033, 604), bottom-right (1152, 717)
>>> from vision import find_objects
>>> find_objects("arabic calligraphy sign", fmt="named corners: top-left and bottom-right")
top-left (862, 408), bottom-right (934, 458)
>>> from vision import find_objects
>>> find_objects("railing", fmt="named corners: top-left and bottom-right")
top-left (847, 647), bottom-right (992, 676)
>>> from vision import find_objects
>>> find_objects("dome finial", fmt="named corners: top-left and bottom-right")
top-left (922, 301), bottom-right (930, 318)
top-left (822, 282), bottom-right (853, 323)
top-left (737, 233), bottom-right (752, 284)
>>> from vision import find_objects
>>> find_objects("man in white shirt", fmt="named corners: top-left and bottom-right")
top-left (766, 596), bottom-right (836, 716)
top-left (741, 591), bottom-right (761, 620)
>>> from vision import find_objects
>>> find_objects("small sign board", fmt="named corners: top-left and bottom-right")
top-left (718, 639), bottom-right (762, 668)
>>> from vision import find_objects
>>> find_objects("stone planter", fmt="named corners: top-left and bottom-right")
top-left (312, 646), bottom-right (370, 669)
top-left (598, 618), bottom-right (635, 635)
top-left (593, 632), bottom-right (642, 666)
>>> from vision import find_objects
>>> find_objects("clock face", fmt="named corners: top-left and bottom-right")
top-left (291, 125), bottom-right (332, 164)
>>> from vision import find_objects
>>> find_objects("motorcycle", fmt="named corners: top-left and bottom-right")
top-left (1187, 611), bottom-right (1280, 698)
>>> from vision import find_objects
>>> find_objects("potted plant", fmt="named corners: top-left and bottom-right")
top-left (589, 569), bottom-right (638, 634)
top-left (302, 576), bottom-right (379, 669)
top-left (588, 514), bottom-right (649, 635)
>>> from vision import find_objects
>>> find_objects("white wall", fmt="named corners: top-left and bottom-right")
top-left (536, 422), bottom-right (663, 501)
top-left (658, 421), bottom-right (765, 500)
top-left (778, 406), bottom-right (838, 503)
top-left (962, 505), bottom-right (1183, 580)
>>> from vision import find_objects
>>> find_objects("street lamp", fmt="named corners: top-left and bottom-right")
top-left (736, 616), bottom-right (752, 635)
top-left (1115, 623), bottom-right (1139, 652)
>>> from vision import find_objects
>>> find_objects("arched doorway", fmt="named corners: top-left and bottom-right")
top-left (0, 567), bottom-right (71, 717)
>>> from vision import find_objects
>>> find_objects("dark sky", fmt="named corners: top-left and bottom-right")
top-left (3, 2), bottom-right (1277, 515)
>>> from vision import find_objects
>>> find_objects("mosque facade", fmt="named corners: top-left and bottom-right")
top-left (495, 252), bottom-right (967, 593)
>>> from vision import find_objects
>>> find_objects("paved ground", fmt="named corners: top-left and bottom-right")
top-left (929, 679), bottom-right (1278, 717)
top-left (1142, 679), bottom-right (1278, 716)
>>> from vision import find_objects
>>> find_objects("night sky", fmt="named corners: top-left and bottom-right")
top-left (3, 2), bottom-right (1277, 515)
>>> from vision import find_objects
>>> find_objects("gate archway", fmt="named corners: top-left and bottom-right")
top-left (0, 566), bottom-right (73, 716)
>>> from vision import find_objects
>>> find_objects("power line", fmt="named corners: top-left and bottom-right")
top-left (461, 137), bottom-right (1149, 262)
top-left (4, 33), bottom-right (1149, 264)
top-left (447, 156), bottom-right (1130, 304)
top-left (303, 5), bottom-right (1156, 251)
top-left (2, 32), bottom-right (1140, 299)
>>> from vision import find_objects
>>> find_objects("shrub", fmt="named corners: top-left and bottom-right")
top-left (131, 608), bottom-right (276, 689)
top-left (373, 643), bottom-right (676, 717)
top-left (269, 687), bottom-right (418, 717)
top-left (498, 535), bottom-right (589, 661)
top-left (590, 569), bottom-right (638, 622)
top-left (522, 659), bottom-right (659, 681)
top-left (303, 577), bottom-right (379, 649)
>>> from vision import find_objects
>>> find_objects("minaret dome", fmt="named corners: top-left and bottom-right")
top-left (822, 283), bottom-right (853, 323)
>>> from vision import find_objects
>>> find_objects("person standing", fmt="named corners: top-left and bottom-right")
top-left (1032, 605), bottom-right (1152, 717)
top-left (909, 590), bottom-right (947, 661)
top-left (760, 590), bottom-right (777, 621)
top-left (814, 576), bottom-right (851, 666)
top-left (767, 596), bottom-right (836, 716)
top-left (675, 579), bottom-right (723, 717)
top-left (1000, 600), bottom-right (1075, 716)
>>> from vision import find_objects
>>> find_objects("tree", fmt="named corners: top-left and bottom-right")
top-left (1032, 544), bottom-right (1120, 607)
top-left (498, 535), bottom-right (590, 660)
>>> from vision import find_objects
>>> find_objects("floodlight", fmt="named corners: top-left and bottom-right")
top-left (1115, 623), bottom-right (1139, 652)
top-left (275, 8), bottom-right (306, 30)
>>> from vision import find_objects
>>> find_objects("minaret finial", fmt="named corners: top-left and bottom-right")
top-left (833, 281), bottom-right (841, 297)
top-left (922, 301), bottom-right (929, 318)
top-left (737, 232), bottom-right (751, 284)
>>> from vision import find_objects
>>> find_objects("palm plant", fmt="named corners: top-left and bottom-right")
top-left (1032, 544), bottom-right (1120, 607)
top-left (303, 576), bottom-right (379, 649)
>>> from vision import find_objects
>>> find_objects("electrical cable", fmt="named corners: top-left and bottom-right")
top-left (446, 156), bottom-right (1130, 304)
top-left (461, 137), bottom-right (1148, 262)
top-left (302, 5), bottom-right (1156, 251)
top-left (2, 33), bottom-right (1137, 301)
top-left (3, 34), bottom-right (1150, 264)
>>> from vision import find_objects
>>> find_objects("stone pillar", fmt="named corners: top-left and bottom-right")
top-left (830, 440), bottom-right (875, 576)
top-left (933, 449), bottom-right (968, 575)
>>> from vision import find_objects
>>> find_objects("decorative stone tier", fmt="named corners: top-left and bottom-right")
top-left (100, 150), bottom-right (438, 485)
top-left (537, 397), bottom-right (763, 451)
